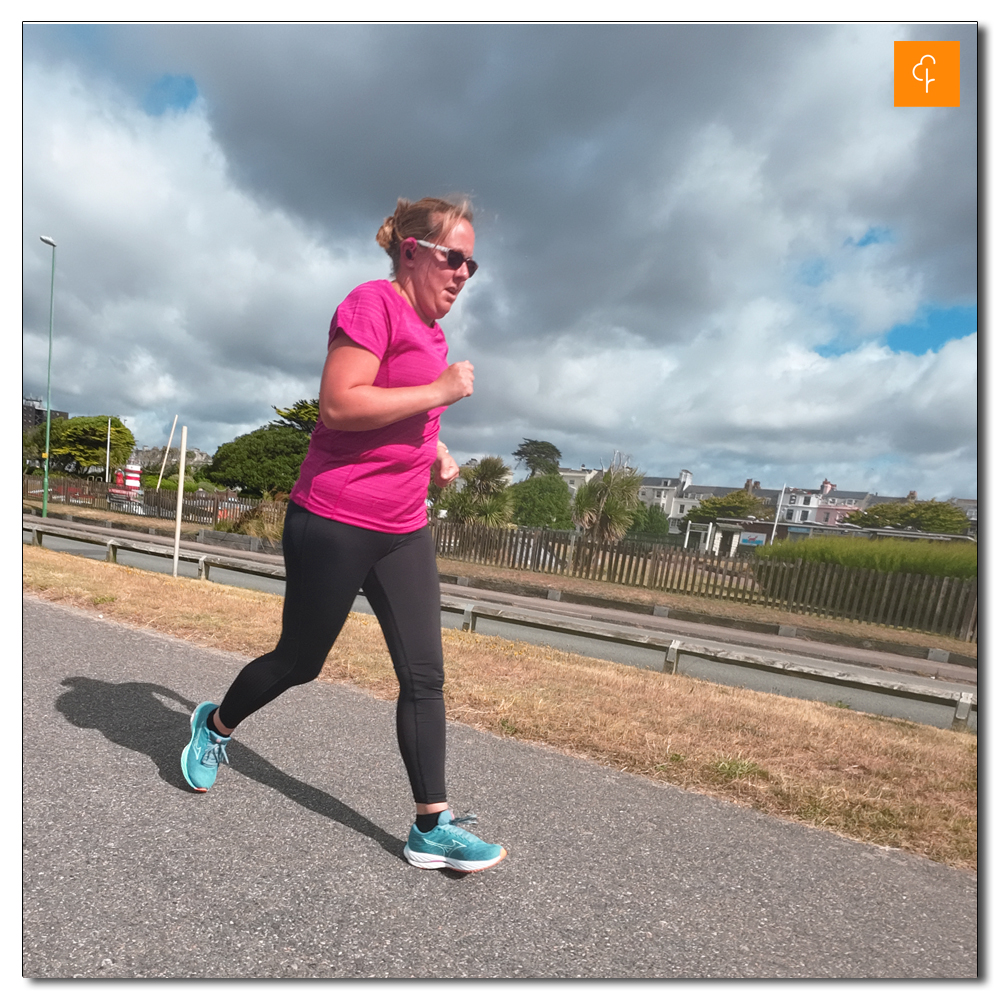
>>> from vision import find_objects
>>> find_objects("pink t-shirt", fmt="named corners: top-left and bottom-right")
top-left (290, 280), bottom-right (449, 533)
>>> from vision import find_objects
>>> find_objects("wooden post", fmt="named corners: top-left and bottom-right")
top-left (172, 425), bottom-right (187, 577)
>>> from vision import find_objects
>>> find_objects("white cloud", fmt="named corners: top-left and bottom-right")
top-left (21, 25), bottom-right (977, 500)
top-left (23, 61), bottom-right (384, 449)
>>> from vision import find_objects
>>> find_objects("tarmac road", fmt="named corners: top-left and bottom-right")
top-left (22, 596), bottom-right (977, 979)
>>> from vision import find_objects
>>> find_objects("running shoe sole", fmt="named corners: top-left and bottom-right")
top-left (403, 845), bottom-right (507, 872)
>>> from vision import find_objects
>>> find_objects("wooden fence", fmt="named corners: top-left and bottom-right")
top-left (22, 475), bottom-right (255, 527)
top-left (429, 522), bottom-right (978, 642)
top-left (23, 478), bottom-right (976, 642)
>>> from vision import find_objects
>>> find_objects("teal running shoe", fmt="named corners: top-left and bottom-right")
top-left (403, 810), bottom-right (507, 872)
top-left (180, 702), bottom-right (231, 792)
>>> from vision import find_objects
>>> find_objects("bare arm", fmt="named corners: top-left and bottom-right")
top-left (319, 331), bottom-right (474, 431)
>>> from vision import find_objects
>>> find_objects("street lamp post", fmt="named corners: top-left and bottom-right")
top-left (39, 236), bottom-right (57, 518)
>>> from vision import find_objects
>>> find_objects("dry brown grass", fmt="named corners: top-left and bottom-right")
top-left (23, 544), bottom-right (977, 870)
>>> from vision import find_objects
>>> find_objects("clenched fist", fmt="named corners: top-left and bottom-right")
top-left (434, 361), bottom-right (474, 406)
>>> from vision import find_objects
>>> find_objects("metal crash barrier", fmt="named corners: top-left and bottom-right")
top-left (25, 518), bottom-right (977, 732)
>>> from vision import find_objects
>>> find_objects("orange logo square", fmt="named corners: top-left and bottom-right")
top-left (894, 41), bottom-right (960, 107)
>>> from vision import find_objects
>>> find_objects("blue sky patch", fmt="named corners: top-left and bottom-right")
top-left (143, 74), bottom-right (199, 115)
top-left (814, 339), bottom-right (852, 358)
top-left (850, 226), bottom-right (892, 247)
top-left (814, 305), bottom-right (976, 357)
top-left (797, 257), bottom-right (830, 287)
top-left (885, 305), bottom-right (977, 355)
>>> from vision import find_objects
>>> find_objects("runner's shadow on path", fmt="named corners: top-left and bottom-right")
top-left (54, 676), bottom-right (407, 862)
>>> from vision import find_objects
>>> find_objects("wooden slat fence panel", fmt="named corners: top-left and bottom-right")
top-left (28, 488), bottom-right (976, 639)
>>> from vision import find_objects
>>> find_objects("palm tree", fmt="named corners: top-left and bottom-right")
top-left (461, 455), bottom-right (510, 498)
top-left (445, 456), bottom-right (514, 526)
top-left (466, 491), bottom-right (514, 528)
top-left (572, 453), bottom-right (644, 542)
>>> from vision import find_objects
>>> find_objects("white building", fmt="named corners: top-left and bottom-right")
top-left (557, 465), bottom-right (599, 497)
top-left (773, 480), bottom-right (916, 527)
top-left (637, 471), bottom-right (687, 512)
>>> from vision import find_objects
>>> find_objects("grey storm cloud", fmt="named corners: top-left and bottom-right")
top-left (22, 22), bottom-right (977, 499)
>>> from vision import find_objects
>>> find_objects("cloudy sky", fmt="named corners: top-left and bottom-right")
top-left (22, 22), bottom-right (977, 499)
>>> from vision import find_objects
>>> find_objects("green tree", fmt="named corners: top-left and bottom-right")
top-left (509, 473), bottom-right (574, 529)
top-left (682, 489), bottom-right (771, 524)
top-left (627, 502), bottom-right (672, 538)
top-left (572, 454), bottom-right (644, 542)
top-left (22, 426), bottom-right (46, 470)
top-left (512, 439), bottom-right (562, 477)
top-left (846, 500), bottom-right (970, 535)
top-left (205, 424), bottom-right (309, 496)
top-left (911, 501), bottom-right (972, 535)
top-left (272, 398), bottom-right (319, 436)
top-left (844, 502), bottom-right (909, 529)
top-left (24, 415), bottom-right (136, 477)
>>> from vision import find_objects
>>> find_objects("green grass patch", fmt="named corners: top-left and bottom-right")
top-left (654, 753), bottom-right (687, 770)
top-left (755, 536), bottom-right (976, 578)
top-left (711, 757), bottom-right (768, 780)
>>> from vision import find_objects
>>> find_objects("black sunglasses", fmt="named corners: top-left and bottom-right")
top-left (415, 240), bottom-right (479, 277)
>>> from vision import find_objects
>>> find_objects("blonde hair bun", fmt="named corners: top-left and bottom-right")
top-left (375, 215), bottom-right (397, 251)
top-left (375, 195), bottom-right (474, 276)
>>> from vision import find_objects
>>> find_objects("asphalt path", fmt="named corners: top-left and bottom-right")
top-left (23, 596), bottom-right (977, 979)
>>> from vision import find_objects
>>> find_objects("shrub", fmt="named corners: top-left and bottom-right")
top-left (755, 536), bottom-right (976, 579)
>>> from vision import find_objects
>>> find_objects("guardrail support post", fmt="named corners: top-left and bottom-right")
top-left (952, 692), bottom-right (973, 731)
top-left (664, 639), bottom-right (681, 674)
top-left (462, 604), bottom-right (476, 633)
top-left (106, 541), bottom-right (118, 564)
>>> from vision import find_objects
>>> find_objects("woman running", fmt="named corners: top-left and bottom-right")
top-left (181, 195), bottom-right (506, 873)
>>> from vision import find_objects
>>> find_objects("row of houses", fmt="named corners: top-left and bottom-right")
top-left (557, 465), bottom-right (977, 538)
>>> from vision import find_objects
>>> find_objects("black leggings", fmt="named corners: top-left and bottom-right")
top-left (217, 500), bottom-right (446, 804)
